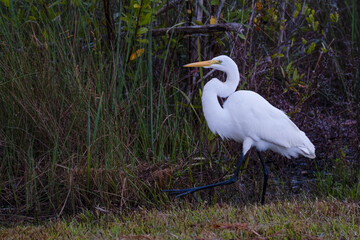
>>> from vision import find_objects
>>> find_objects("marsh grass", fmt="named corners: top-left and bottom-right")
top-left (0, 0), bottom-right (359, 222)
top-left (1, 199), bottom-right (359, 239)
top-left (0, 1), bottom-right (204, 217)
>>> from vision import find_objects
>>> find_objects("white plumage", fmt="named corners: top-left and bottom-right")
top-left (163, 55), bottom-right (315, 204)
top-left (199, 55), bottom-right (315, 159)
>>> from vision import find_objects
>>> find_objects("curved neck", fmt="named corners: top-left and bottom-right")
top-left (201, 68), bottom-right (239, 137)
top-left (213, 67), bottom-right (240, 98)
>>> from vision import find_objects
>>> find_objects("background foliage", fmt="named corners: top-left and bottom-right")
top-left (0, 0), bottom-right (358, 221)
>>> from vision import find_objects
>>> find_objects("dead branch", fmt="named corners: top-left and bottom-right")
top-left (151, 23), bottom-right (244, 36)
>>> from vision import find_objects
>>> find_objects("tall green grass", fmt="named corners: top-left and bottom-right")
top-left (0, 0), bottom-right (358, 220)
top-left (0, 1), bottom-right (203, 217)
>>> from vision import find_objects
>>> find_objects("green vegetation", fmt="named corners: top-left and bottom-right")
top-left (1, 199), bottom-right (359, 239)
top-left (0, 0), bottom-right (358, 229)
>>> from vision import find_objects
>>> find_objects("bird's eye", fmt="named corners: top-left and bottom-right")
top-left (217, 60), bottom-right (222, 64)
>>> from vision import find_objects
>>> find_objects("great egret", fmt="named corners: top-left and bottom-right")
top-left (163, 55), bottom-right (315, 204)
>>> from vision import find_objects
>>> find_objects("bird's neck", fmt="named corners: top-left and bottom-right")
top-left (201, 69), bottom-right (239, 137)
top-left (214, 69), bottom-right (240, 98)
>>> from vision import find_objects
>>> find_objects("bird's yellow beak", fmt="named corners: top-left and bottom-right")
top-left (184, 60), bottom-right (220, 67)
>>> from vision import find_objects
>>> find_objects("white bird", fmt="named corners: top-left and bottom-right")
top-left (163, 55), bottom-right (315, 204)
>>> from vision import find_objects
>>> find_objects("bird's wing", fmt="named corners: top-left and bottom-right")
top-left (248, 105), bottom-right (302, 148)
top-left (225, 91), bottom-right (304, 149)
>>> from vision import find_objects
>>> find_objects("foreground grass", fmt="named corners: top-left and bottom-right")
top-left (1, 198), bottom-right (359, 239)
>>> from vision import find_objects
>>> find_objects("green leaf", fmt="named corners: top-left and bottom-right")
top-left (238, 33), bottom-right (246, 40)
top-left (137, 27), bottom-right (148, 35)
top-left (293, 10), bottom-right (299, 19)
top-left (137, 39), bottom-right (149, 44)
top-left (139, 12), bottom-right (152, 26)
top-left (280, 66), bottom-right (285, 78)
top-left (286, 62), bottom-right (292, 73)
top-left (309, 14), bottom-right (314, 23)
top-left (306, 42), bottom-right (316, 54)
top-left (194, 20), bottom-right (203, 25)
top-left (330, 12), bottom-right (339, 23)
top-left (321, 42), bottom-right (327, 53)
top-left (215, 37), bottom-right (224, 46)
top-left (312, 21), bottom-right (319, 31)
top-left (0, 0), bottom-right (9, 7)
top-left (271, 53), bottom-right (284, 59)
top-left (293, 68), bottom-right (298, 80)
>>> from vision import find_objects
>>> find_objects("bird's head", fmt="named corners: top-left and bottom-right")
top-left (184, 55), bottom-right (237, 73)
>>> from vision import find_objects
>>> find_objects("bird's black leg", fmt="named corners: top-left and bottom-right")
top-left (162, 153), bottom-right (245, 198)
top-left (257, 151), bottom-right (269, 205)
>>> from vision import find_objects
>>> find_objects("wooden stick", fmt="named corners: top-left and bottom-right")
top-left (151, 23), bottom-right (244, 36)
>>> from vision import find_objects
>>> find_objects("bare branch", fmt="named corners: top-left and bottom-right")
top-left (151, 23), bottom-right (244, 36)
top-left (156, 0), bottom-right (183, 16)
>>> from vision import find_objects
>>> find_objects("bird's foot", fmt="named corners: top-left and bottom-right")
top-left (161, 187), bottom-right (200, 198)
top-left (162, 177), bottom-right (237, 201)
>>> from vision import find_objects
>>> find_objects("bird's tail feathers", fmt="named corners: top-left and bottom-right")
top-left (297, 132), bottom-right (316, 158)
top-left (299, 146), bottom-right (316, 159)
top-left (293, 130), bottom-right (315, 159)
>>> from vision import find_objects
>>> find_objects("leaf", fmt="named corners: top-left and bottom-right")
top-left (293, 68), bottom-right (298, 80)
top-left (238, 33), bottom-right (246, 40)
top-left (137, 27), bottom-right (148, 35)
top-left (133, 3), bottom-right (141, 8)
top-left (330, 12), bottom-right (339, 23)
top-left (210, 15), bottom-right (216, 24)
top-left (215, 37), bottom-right (224, 46)
top-left (130, 48), bottom-right (145, 61)
top-left (302, 38), bottom-right (307, 45)
top-left (0, 0), bottom-right (9, 7)
top-left (291, 37), bottom-right (295, 47)
top-left (304, 7), bottom-right (310, 16)
top-left (271, 53), bottom-right (284, 59)
top-left (312, 21), bottom-right (319, 31)
top-left (293, 10), bottom-right (299, 19)
top-left (309, 14), bottom-right (314, 23)
top-left (272, 14), bottom-right (277, 22)
top-left (139, 12), bottom-right (152, 26)
top-left (137, 39), bottom-right (149, 44)
top-left (306, 42), bottom-right (316, 55)
top-left (280, 66), bottom-right (285, 78)
top-left (256, 2), bottom-right (262, 11)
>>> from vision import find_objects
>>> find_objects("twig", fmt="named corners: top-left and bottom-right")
top-left (216, 0), bottom-right (225, 21)
top-left (156, 0), bottom-right (183, 16)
